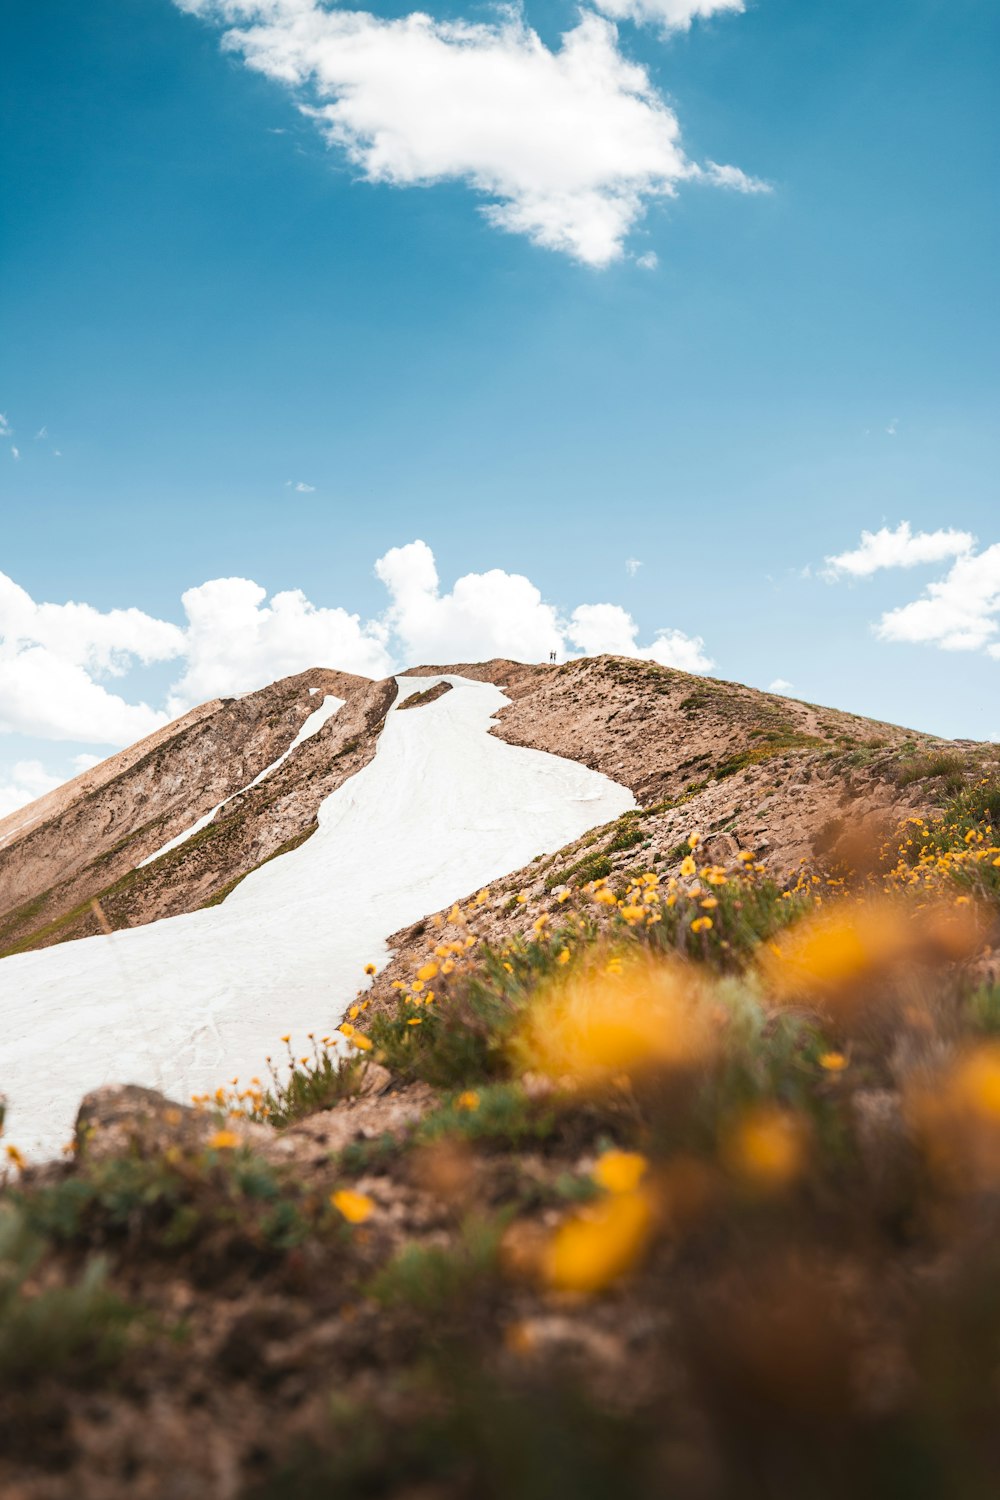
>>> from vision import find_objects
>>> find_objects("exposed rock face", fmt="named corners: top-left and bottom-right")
top-left (0, 668), bottom-right (396, 956)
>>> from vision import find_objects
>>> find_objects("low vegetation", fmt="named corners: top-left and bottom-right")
top-left (2, 774), bottom-right (1000, 1495)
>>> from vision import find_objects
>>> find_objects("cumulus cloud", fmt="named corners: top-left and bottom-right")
top-left (174, 0), bottom-right (762, 265)
top-left (2, 543), bottom-right (714, 768)
top-left (167, 577), bottom-right (391, 710)
top-left (823, 523), bottom-right (1000, 658)
top-left (0, 571), bottom-right (184, 743)
top-left (877, 544), bottom-right (1000, 654)
top-left (567, 601), bottom-right (713, 670)
top-left (768, 678), bottom-right (794, 694)
top-left (823, 522), bottom-right (975, 581)
top-left (375, 540), bottom-right (563, 665)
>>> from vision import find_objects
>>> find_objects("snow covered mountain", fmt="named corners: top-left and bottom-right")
top-left (0, 656), bottom-right (951, 1154)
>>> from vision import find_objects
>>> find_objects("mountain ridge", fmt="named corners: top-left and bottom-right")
top-left (0, 655), bottom-right (965, 963)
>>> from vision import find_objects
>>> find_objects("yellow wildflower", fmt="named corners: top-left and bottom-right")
top-left (724, 1107), bottom-right (808, 1190)
top-left (592, 1150), bottom-right (648, 1194)
top-left (208, 1129), bottom-right (240, 1151)
top-left (542, 1189), bottom-right (654, 1295)
top-left (819, 1051), bottom-right (848, 1072)
top-left (457, 1090), bottom-right (480, 1111)
top-left (331, 1188), bottom-right (374, 1224)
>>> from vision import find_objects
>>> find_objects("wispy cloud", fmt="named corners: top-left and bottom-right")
top-left (625, 558), bottom-right (643, 575)
top-left (591, 0), bottom-right (743, 31)
top-left (174, 0), bottom-right (763, 265)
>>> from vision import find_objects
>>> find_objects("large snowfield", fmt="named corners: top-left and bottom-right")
top-left (0, 676), bottom-right (634, 1157)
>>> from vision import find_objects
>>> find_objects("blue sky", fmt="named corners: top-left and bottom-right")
top-left (1, 0), bottom-right (998, 809)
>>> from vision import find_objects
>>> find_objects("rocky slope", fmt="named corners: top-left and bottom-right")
top-left (0, 668), bottom-right (395, 957)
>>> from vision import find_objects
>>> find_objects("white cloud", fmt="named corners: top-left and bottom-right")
top-left (634, 252), bottom-right (657, 270)
top-left (625, 558), bottom-right (642, 575)
top-left (11, 447), bottom-right (20, 461)
top-left (375, 540), bottom-right (564, 665)
top-left (567, 601), bottom-right (713, 671)
top-left (886, 418), bottom-right (898, 437)
top-left (0, 760), bottom-right (66, 819)
top-left (168, 577), bottom-right (392, 710)
top-left (1, 542), bottom-right (714, 749)
top-left (768, 678), bottom-right (794, 694)
top-left (0, 572), bottom-right (184, 743)
top-left (877, 543), bottom-right (1000, 654)
top-left (294, 481), bottom-right (315, 493)
top-left (591, 0), bottom-right (742, 31)
top-left (823, 522), bottom-right (975, 581)
top-left (701, 160), bottom-right (769, 194)
top-left (175, 0), bottom-right (760, 265)
top-left (0, 414), bottom-right (11, 439)
top-left (824, 524), bottom-right (1000, 658)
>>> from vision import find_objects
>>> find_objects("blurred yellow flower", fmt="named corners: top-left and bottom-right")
top-left (457, 1090), bottom-right (480, 1111)
top-left (557, 948), bottom-right (570, 965)
top-left (724, 1107), bottom-right (808, 1191)
top-left (691, 916), bottom-right (713, 933)
top-left (4, 1144), bottom-right (25, 1171)
top-left (514, 951), bottom-right (711, 1085)
top-left (819, 1051), bottom-right (848, 1072)
top-left (543, 1189), bottom-right (654, 1295)
top-left (417, 961), bottom-right (439, 982)
top-left (364, 963), bottom-right (376, 976)
top-left (680, 856), bottom-right (697, 878)
top-left (208, 1129), bottom-right (240, 1151)
top-left (592, 1149), bottom-right (648, 1194)
top-left (331, 1188), bottom-right (374, 1224)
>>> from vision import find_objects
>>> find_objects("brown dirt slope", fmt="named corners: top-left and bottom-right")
top-left (0, 669), bottom-right (396, 957)
top-left (372, 655), bottom-right (963, 1010)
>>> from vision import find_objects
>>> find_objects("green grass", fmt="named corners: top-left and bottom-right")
top-left (0, 1205), bottom-right (136, 1385)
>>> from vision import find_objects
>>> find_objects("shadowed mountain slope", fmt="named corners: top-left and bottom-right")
top-left (0, 668), bottom-right (395, 957)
